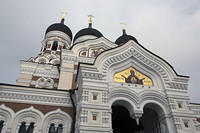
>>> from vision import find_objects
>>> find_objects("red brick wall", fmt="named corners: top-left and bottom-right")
top-left (0, 101), bottom-right (73, 118)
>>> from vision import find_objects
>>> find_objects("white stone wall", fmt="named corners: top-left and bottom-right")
top-left (0, 105), bottom-right (72, 133)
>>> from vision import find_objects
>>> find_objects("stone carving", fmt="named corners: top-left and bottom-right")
top-left (166, 82), bottom-right (187, 90)
top-left (101, 46), bottom-right (169, 82)
top-left (81, 72), bottom-right (104, 80)
top-left (0, 92), bottom-right (71, 106)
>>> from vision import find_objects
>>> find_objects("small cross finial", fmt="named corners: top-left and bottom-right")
top-left (88, 14), bottom-right (94, 24)
top-left (120, 22), bottom-right (126, 30)
top-left (61, 11), bottom-right (67, 19)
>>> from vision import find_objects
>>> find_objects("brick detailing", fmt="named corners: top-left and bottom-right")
top-left (74, 65), bottom-right (78, 70)
top-left (32, 76), bottom-right (59, 83)
top-left (72, 74), bottom-right (77, 89)
top-left (0, 101), bottom-right (73, 117)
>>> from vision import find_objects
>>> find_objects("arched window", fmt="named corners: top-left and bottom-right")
top-left (48, 124), bottom-right (55, 133)
top-left (52, 41), bottom-right (58, 51)
top-left (26, 122), bottom-right (34, 133)
top-left (18, 122), bottom-right (26, 133)
top-left (56, 124), bottom-right (63, 133)
top-left (0, 120), bottom-right (4, 133)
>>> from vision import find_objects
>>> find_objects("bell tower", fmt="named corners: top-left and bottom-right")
top-left (17, 13), bottom-right (73, 89)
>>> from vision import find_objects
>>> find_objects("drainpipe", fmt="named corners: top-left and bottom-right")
top-left (69, 89), bottom-right (77, 133)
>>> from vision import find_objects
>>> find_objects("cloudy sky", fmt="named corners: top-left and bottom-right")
top-left (0, 0), bottom-right (200, 102)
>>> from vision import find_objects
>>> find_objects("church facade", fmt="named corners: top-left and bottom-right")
top-left (0, 16), bottom-right (200, 133)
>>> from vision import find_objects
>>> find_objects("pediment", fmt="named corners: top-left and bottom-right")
top-left (84, 40), bottom-right (189, 84)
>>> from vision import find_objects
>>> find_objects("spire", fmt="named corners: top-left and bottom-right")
top-left (88, 14), bottom-right (94, 28)
top-left (61, 11), bottom-right (67, 24)
top-left (120, 22), bottom-right (127, 35)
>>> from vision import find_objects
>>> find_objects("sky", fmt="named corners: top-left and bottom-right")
top-left (0, 0), bottom-right (200, 102)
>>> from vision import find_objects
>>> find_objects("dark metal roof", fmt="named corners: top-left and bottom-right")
top-left (73, 27), bottom-right (103, 42)
top-left (115, 29), bottom-right (138, 45)
top-left (46, 23), bottom-right (73, 40)
top-left (115, 34), bottom-right (138, 45)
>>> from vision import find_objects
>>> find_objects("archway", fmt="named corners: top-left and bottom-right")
top-left (140, 103), bottom-right (166, 133)
top-left (112, 105), bottom-right (144, 133)
top-left (111, 101), bottom-right (167, 133)
top-left (111, 100), bottom-right (144, 133)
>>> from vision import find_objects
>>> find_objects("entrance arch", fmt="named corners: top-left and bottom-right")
top-left (140, 103), bottom-right (167, 133)
top-left (111, 100), bottom-right (144, 133)
top-left (112, 105), bottom-right (142, 133)
top-left (111, 100), bottom-right (171, 133)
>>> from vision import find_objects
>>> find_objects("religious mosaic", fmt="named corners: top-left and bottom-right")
top-left (114, 67), bottom-right (153, 86)
top-left (89, 48), bottom-right (104, 57)
top-left (79, 48), bottom-right (104, 57)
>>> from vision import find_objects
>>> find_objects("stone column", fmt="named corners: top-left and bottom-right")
top-left (108, 109), bottom-right (113, 133)
top-left (131, 110), bottom-right (143, 125)
top-left (160, 114), bottom-right (177, 133)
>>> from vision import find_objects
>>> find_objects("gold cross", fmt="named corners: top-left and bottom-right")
top-left (120, 22), bottom-right (126, 30)
top-left (61, 11), bottom-right (67, 19)
top-left (88, 14), bottom-right (94, 24)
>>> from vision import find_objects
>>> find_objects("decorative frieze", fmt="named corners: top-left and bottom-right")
top-left (102, 112), bottom-right (109, 126)
top-left (101, 46), bottom-right (169, 82)
top-left (170, 104), bottom-right (176, 110)
top-left (21, 67), bottom-right (35, 74)
top-left (81, 72), bottom-right (104, 80)
top-left (166, 82), bottom-right (188, 90)
top-left (0, 92), bottom-right (71, 106)
top-left (80, 109), bottom-right (88, 124)
top-left (62, 55), bottom-right (77, 62)
top-left (82, 90), bottom-right (89, 102)
top-left (175, 124), bottom-right (182, 130)
top-left (33, 69), bottom-right (59, 78)
top-left (102, 91), bottom-right (108, 104)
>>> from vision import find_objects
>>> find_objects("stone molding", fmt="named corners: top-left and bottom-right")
top-left (109, 88), bottom-right (169, 112)
top-left (81, 72), bottom-right (104, 80)
top-left (72, 37), bottom-right (117, 54)
top-left (0, 86), bottom-right (72, 107)
top-left (166, 82), bottom-right (188, 90)
top-left (20, 61), bottom-right (59, 79)
top-left (103, 47), bottom-right (169, 81)
top-left (92, 41), bottom-right (189, 84)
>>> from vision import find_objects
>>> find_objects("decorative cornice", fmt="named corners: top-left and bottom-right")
top-left (60, 67), bottom-right (77, 73)
top-left (33, 69), bottom-right (59, 78)
top-left (62, 55), bottom-right (77, 62)
top-left (0, 87), bottom-right (72, 107)
top-left (166, 82), bottom-right (188, 90)
top-left (81, 72), bottom-right (104, 80)
top-left (101, 46), bottom-right (169, 82)
top-left (0, 92), bottom-right (71, 106)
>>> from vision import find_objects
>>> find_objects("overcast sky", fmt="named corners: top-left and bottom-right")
top-left (0, 0), bottom-right (199, 102)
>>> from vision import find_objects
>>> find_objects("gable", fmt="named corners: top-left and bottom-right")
top-left (80, 40), bottom-right (189, 90)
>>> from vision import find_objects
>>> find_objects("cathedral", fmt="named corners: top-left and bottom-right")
top-left (0, 14), bottom-right (200, 133)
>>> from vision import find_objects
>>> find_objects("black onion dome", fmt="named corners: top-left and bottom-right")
top-left (45, 20), bottom-right (73, 40)
top-left (73, 24), bottom-right (103, 42)
top-left (115, 29), bottom-right (138, 45)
